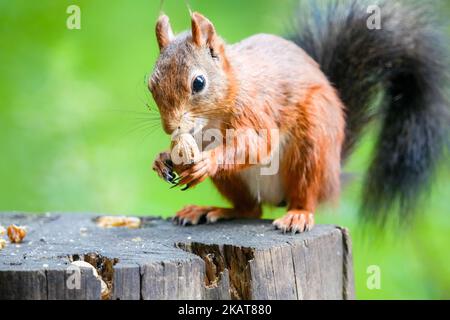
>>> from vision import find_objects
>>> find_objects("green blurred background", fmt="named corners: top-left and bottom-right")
top-left (0, 0), bottom-right (449, 299)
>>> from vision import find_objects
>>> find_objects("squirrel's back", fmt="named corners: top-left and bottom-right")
top-left (228, 33), bottom-right (325, 86)
top-left (227, 33), bottom-right (342, 131)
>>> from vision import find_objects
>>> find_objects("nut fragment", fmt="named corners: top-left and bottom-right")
top-left (71, 261), bottom-right (110, 299)
top-left (71, 260), bottom-right (99, 277)
top-left (171, 133), bottom-right (200, 169)
top-left (96, 216), bottom-right (141, 229)
top-left (0, 239), bottom-right (6, 250)
top-left (7, 224), bottom-right (27, 243)
top-left (100, 279), bottom-right (109, 300)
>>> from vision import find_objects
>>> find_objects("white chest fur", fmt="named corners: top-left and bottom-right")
top-left (238, 135), bottom-right (287, 205)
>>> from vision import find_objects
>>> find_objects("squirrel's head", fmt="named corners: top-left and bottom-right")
top-left (149, 12), bottom-right (235, 135)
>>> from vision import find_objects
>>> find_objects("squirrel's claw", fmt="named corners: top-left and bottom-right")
top-left (176, 159), bottom-right (210, 190)
top-left (162, 169), bottom-right (175, 183)
top-left (273, 211), bottom-right (315, 234)
top-left (164, 158), bottom-right (174, 169)
top-left (165, 151), bottom-right (215, 190)
top-left (153, 151), bottom-right (177, 185)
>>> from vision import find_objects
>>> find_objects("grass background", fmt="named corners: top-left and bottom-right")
top-left (0, 0), bottom-right (449, 299)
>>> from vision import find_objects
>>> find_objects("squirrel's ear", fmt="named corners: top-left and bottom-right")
top-left (191, 12), bottom-right (218, 52)
top-left (155, 14), bottom-right (174, 51)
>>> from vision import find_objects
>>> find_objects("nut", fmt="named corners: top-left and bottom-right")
top-left (0, 225), bottom-right (5, 236)
top-left (96, 216), bottom-right (141, 229)
top-left (7, 224), bottom-right (27, 243)
top-left (100, 279), bottom-right (109, 300)
top-left (0, 239), bottom-right (6, 250)
top-left (170, 133), bottom-right (200, 170)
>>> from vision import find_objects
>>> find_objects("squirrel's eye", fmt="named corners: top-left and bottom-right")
top-left (192, 75), bottom-right (206, 94)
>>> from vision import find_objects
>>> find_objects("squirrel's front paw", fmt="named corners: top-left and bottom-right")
top-left (176, 151), bottom-right (218, 190)
top-left (273, 210), bottom-right (315, 234)
top-left (173, 205), bottom-right (212, 225)
top-left (152, 151), bottom-right (176, 184)
top-left (173, 206), bottom-right (235, 226)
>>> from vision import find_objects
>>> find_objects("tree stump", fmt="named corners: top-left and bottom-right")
top-left (0, 212), bottom-right (354, 300)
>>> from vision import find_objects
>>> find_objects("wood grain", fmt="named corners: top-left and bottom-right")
top-left (0, 213), bottom-right (354, 300)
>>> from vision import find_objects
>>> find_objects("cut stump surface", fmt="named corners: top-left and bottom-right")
top-left (0, 213), bottom-right (354, 300)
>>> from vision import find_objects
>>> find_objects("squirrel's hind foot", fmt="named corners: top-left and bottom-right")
top-left (173, 205), bottom-right (234, 226)
top-left (273, 210), bottom-right (315, 234)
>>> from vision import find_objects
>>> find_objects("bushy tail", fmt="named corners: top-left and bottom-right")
top-left (290, 0), bottom-right (449, 223)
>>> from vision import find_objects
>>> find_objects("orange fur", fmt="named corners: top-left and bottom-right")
top-left (150, 13), bottom-right (345, 232)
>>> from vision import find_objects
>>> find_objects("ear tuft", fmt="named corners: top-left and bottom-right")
top-left (191, 12), bottom-right (217, 48)
top-left (155, 14), bottom-right (174, 51)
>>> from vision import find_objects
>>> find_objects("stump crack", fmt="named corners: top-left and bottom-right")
top-left (68, 252), bottom-right (119, 300)
top-left (176, 242), bottom-right (255, 300)
top-left (336, 226), bottom-right (355, 300)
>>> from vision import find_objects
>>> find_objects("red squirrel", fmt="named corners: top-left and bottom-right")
top-left (150, 1), bottom-right (448, 233)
